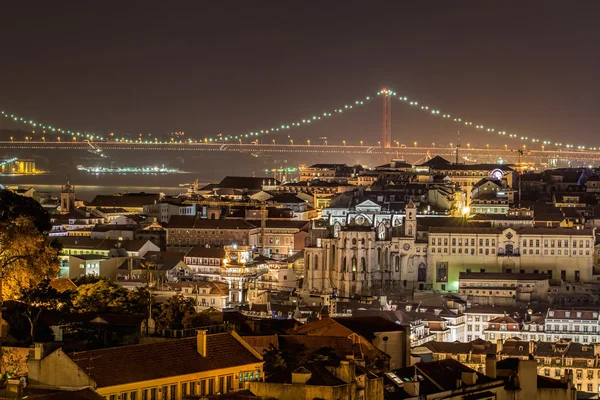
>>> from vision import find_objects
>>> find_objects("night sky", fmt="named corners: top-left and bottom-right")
top-left (1, 1), bottom-right (599, 148)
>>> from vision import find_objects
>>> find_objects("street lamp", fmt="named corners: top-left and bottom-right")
top-left (272, 139), bottom-right (276, 145)
top-left (467, 143), bottom-right (471, 149)
top-left (360, 140), bottom-right (364, 146)
top-left (414, 141), bottom-right (417, 147)
top-left (324, 140), bottom-right (328, 146)
top-left (395, 140), bottom-right (399, 147)
top-left (239, 139), bottom-right (242, 144)
top-left (343, 140), bottom-right (346, 146)
top-left (486, 144), bottom-right (489, 149)
top-left (504, 144), bottom-right (508, 150)
top-left (290, 139), bottom-right (294, 145)
top-left (9, 137), bottom-right (13, 142)
top-left (307, 139), bottom-right (310, 145)
top-left (432, 142), bottom-right (435, 148)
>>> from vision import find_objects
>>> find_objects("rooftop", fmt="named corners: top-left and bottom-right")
top-left (67, 332), bottom-right (261, 388)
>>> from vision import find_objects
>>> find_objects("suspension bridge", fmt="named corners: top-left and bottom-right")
top-left (1, 88), bottom-right (599, 164)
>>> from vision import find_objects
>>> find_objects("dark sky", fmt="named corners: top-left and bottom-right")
top-left (1, 1), bottom-right (599, 148)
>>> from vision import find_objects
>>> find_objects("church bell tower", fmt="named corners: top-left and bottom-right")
top-left (60, 177), bottom-right (75, 214)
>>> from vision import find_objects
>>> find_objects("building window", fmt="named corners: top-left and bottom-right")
top-left (436, 262), bottom-right (448, 282)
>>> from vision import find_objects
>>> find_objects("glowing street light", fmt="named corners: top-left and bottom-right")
top-left (343, 140), bottom-right (346, 146)
top-left (360, 140), bottom-right (364, 146)
top-left (307, 139), bottom-right (310, 145)
top-left (272, 139), bottom-right (276, 145)
top-left (413, 141), bottom-right (417, 147)
top-left (290, 139), bottom-right (294, 145)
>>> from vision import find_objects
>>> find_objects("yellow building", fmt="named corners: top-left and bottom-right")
top-left (28, 330), bottom-right (263, 399)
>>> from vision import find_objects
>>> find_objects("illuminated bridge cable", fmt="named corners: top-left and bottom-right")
top-left (379, 89), bottom-right (594, 151)
top-left (1, 88), bottom-right (597, 150)
top-left (0, 110), bottom-right (103, 141)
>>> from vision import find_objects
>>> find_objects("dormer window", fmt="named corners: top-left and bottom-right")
top-left (565, 312), bottom-right (571, 318)
top-left (549, 311), bottom-right (555, 317)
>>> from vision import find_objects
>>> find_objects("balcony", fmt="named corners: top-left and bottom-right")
top-left (498, 248), bottom-right (520, 257)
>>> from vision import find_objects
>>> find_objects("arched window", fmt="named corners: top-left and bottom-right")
top-left (395, 256), bottom-right (400, 272)
top-left (361, 257), bottom-right (366, 272)
top-left (314, 255), bottom-right (318, 270)
top-left (377, 248), bottom-right (382, 270)
top-left (352, 238), bottom-right (357, 246)
top-left (342, 256), bottom-right (347, 272)
top-left (361, 238), bottom-right (365, 246)
top-left (352, 256), bottom-right (357, 271)
top-left (384, 248), bottom-right (389, 269)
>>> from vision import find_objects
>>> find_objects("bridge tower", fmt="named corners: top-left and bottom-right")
top-left (382, 88), bottom-right (391, 148)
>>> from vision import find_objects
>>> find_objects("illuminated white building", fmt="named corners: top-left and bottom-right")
top-left (305, 200), bottom-right (595, 297)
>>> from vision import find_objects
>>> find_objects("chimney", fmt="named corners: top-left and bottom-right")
top-left (335, 360), bottom-right (355, 383)
top-left (594, 343), bottom-right (600, 357)
top-left (528, 340), bottom-right (535, 356)
top-left (291, 368), bottom-right (312, 384)
top-left (518, 358), bottom-right (538, 391)
top-left (197, 329), bottom-right (208, 357)
top-left (496, 339), bottom-right (503, 354)
top-left (402, 324), bottom-right (412, 368)
top-left (32, 343), bottom-right (45, 360)
top-left (485, 354), bottom-right (497, 379)
top-left (404, 380), bottom-right (420, 396)
top-left (461, 371), bottom-right (477, 386)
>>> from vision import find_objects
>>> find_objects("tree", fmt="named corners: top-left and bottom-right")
top-left (18, 279), bottom-right (73, 341)
top-left (0, 190), bottom-right (61, 299)
top-left (73, 279), bottom-right (151, 316)
top-left (0, 348), bottom-right (26, 378)
top-left (263, 344), bottom-right (287, 378)
top-left (155, 294), bottom-right (196, 330)
top-left (182, 310), bottom-right (214, 329)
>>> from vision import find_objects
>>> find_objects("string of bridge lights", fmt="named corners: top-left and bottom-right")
top-left (379, 89), bottom-right (593, 150)
top-left (0, 110), bottom-right (102, 141)
top-left (0, 89), bottom-right (596, 150)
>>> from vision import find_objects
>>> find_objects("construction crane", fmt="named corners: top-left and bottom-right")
top-left (184, 198), bottom-right (268, 256)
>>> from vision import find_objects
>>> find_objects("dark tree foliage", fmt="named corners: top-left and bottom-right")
top-left (0, 190), bottom-right (61, 298)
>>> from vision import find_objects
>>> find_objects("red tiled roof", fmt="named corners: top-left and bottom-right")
top-left (68, 332), bottom-right (261, 388)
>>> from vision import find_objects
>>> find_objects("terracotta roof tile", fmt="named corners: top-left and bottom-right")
top-left (68, 332), bottom-right (261, 388)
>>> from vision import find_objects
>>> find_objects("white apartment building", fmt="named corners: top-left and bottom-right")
top-left (428, 227), bottom-right (594, 291)
top-left (464, 306), bottom-right (530, 342)
top-left (458, 272), bottom-right (549, 306)
top-left (520, 309), bottom-right (600, 344)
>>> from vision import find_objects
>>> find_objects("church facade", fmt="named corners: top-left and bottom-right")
top-left (305, 200), bottom-right (594, 297)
